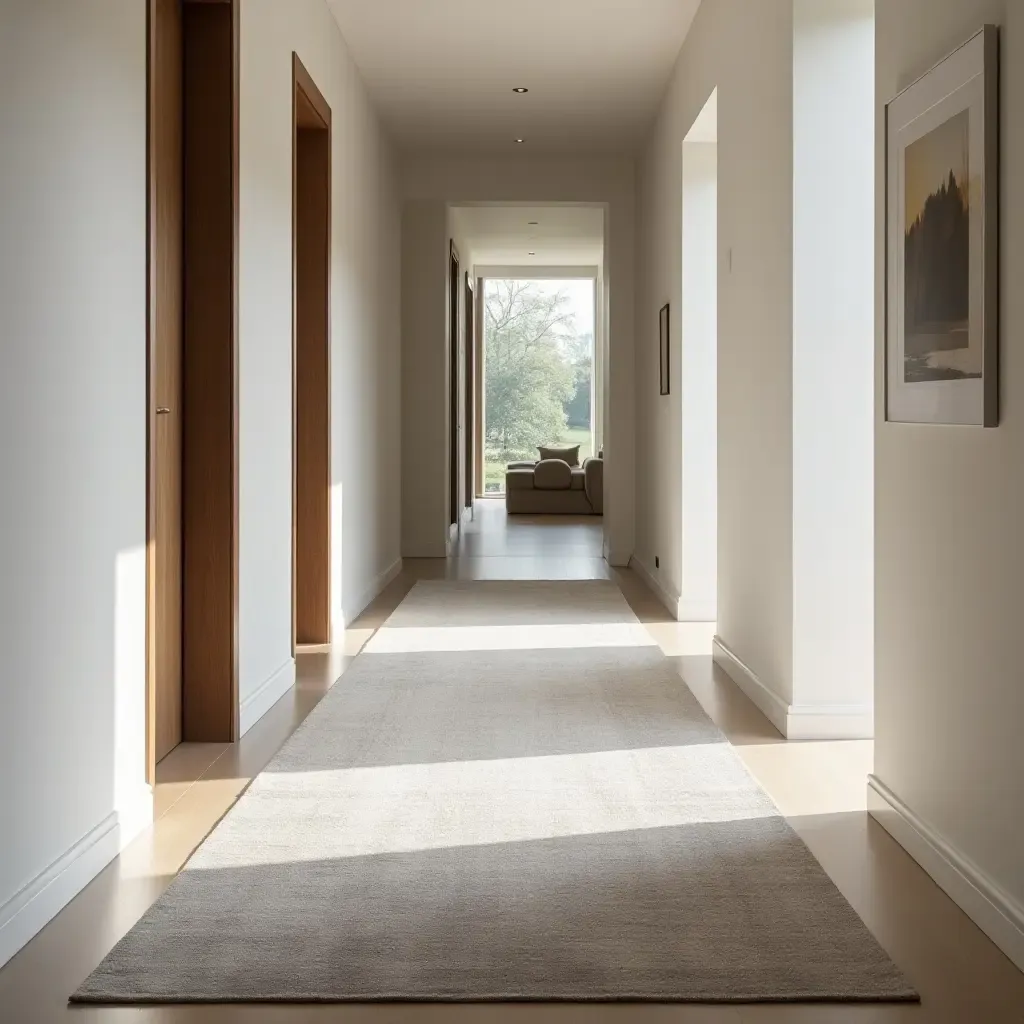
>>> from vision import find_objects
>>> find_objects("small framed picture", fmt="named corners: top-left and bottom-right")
top-left (885, 25), bottom-right (999, 426)
top-left (659, 302), bottom-right (670, 396)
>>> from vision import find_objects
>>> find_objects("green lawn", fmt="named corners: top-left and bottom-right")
top-left (483, 427), bottom-right (593, 494)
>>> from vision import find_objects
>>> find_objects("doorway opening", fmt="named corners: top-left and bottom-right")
top-left (147, 0), bottom-right (240, 775)
top-left (292, 55), bottom-right (332, 649)
top-left (679, 88), bottom-right (718, 622)
top-left (481, 276), bottom-right (597, 496)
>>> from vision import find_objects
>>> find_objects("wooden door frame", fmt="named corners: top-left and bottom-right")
top-left (144, 0), bottom-right (162, 782)
top-left (449, 241), bottom-right (460, 526)
top-left (464, 272), bottom-right (474, 507)
top-left (146, 0), bottom-right (240, 781)
top-left (291, 53), bottom-right (332, 651)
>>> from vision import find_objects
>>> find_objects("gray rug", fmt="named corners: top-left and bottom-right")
top-left (74, 580), bottom-right (916, 1004)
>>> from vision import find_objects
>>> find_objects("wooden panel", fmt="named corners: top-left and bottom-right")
top-left (151, 0), bottom-right (184, 764)
top-left (294, 122), bottom-right (331, 645)
top-left (449, 243), bottom-right (459, 524)
top-left (182, 0), bottom-right (238, 742)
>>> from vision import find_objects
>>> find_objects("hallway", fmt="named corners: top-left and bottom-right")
top-left (1, 505), bottom-right (1022, 1019)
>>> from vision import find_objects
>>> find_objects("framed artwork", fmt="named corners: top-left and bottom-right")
top-left (886, 25), bottom-right (999, 426)
top-left (659, 302), bottom-right (670, 396)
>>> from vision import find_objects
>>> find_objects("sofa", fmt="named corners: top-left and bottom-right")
top-left (505, 447), bottom-right (603, 515)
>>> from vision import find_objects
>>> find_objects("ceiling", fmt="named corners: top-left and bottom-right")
top-left (326, 0), bottom-right (701, 154)
top-left (453, 205), bottom-right (604, 266)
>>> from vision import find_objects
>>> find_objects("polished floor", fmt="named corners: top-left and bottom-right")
top-left (1, 499), bottom-right (1022, 1021)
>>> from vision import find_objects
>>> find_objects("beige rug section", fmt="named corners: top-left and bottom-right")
top-left (74, 580), bottom-right (916, 1004)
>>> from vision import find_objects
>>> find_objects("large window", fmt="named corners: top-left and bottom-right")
top-left (482, 278), bottom-right (595, 494)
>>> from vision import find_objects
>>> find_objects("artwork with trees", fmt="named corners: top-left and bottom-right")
top-left (902, 109), bottom-right (976, 382)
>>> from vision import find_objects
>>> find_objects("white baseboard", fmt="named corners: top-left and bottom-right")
top-left (712, 636), bottom-right (789, 735)
top-left (607, 549), bottom-right (632, 569)
top-left (868, 775), bottom-right (1024, 973)
top-left (0, 812), bottom-right (120, 969)
top-left (712, 636), bottom-right (873, 740)
top-left (786, 701), bottom-right (873, 740)
top-left (343, 556), bottom-right (404, 629)
top-left (629, 556), bottom-right (681, 620)
top-left (239, 658), bottom-right (296, 737)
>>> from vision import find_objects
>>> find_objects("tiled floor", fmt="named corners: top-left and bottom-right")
top-left (1, 500), bottom-right (1022, 1021)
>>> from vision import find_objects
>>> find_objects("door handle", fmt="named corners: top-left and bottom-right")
top-left (156, 407), bottom-right (171, 415)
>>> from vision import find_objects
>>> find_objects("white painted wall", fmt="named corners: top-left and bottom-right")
top-left (680, 140), bottom-right (718, 622)
top-left (636, 0), bottom-right (794, 688)
top-left (873, 0), bottom-right (1024, 966)
top-left (401, 156), bottom-right (635, 564)
top-left (239, 0), bottom-right (401, 717)
top-left (0, 0), bottom-right (149, 966)
top-left (791, 0), bottom-right (875, 716)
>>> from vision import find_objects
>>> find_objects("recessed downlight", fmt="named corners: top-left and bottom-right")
top-left (528, 221), bottom-right (539, 226)
top-left (528, 251), bottom-right (536, 256)
top-left (515, 138), bottom-right (525, 144)
top-left (513, 87), bottom-right (529, 94)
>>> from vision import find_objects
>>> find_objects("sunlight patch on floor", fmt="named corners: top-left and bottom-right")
top-left (204, 743), bottom-right (776, 866)
top-left (364, 621), bottom-right (657, 654)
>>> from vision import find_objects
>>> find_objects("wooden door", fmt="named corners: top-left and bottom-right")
top-left (150, 0), bottom-right (184, 764)
top-left (293, 56), bottom-right (332, 648)
top-left (449, 242), bottom-right (460, 525)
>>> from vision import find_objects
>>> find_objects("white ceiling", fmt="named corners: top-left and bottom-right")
top-left (326, 0), bottom-right (701, 154)
top-left (453, 205), bottom-right (604, 266)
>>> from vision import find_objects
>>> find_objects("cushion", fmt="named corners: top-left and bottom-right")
top-left (537, 444), bottom-right (580, 467)
top-left (533, 458), bottom-right (572, 490)
top-left (504, 468), bottom-right (536, 492)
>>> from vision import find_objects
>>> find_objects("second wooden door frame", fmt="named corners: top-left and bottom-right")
top-left (448, 240), bottom-right (461, 525)
top-left (291, 53), bottom-right (332, 650)
top-left (146, 0), bottom-right (241, 781)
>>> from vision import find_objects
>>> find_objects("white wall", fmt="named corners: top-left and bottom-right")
top-left (0, 0), bottom-right (149, 966)
top-left (239, 0), bottom-right (401, 718)
top-left (791, 0), bottom-right (875, 719)
top-left (872, 0), bottom-right (1024, 969)
top-left (680, 140), bottom-right (718, 622)
top-left (401, 156), bottom-right (635, 564)
top-left (636, 0), bottom-right (795, 689)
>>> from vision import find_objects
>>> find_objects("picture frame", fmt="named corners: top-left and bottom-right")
top-left (885, 25), bottom-right (999, 426)
top-left (659, 302), bottom-right (670, 396)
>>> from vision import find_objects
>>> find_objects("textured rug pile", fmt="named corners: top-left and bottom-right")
top-left (74, 580), bottom-right (914, 1003)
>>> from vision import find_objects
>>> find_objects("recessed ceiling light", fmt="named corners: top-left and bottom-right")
top-left (528, 221), bottom-right (539, 226)
top-left (515, 138), bottom-right (525, 144)
top-left (513, 87), bottom-right (529, 94)
top-left (528, 251), bottom-right (536, 256)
